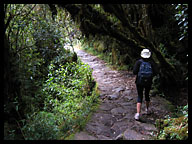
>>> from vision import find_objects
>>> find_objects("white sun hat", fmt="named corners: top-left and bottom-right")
top-left (141, 49), bottom-right (151, 58)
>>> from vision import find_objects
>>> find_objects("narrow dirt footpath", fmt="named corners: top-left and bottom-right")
top-left (73, 48), bottom-right (173, 140)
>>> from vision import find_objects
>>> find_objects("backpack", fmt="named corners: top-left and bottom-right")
top-left (137, 60), bottom-right (153, 85)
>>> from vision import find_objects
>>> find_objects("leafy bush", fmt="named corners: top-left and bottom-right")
top-left (22, 111), bottom-right (60, 140)
top-left (22, 60), bottom-right (99, 140)
top-left (155, 104), bottom-right (188, 140)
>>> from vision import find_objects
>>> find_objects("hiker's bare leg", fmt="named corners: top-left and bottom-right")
top-left (137, 102), bottom-right (142, 113)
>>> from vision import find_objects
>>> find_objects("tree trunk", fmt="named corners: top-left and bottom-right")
top-left (4, 35), bottom-right (10, 104)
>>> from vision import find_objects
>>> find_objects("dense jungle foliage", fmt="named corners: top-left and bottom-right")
top-left (4, 4), bottom-right (99, 140)
top-left (4, 4), bottom-right (188, 140)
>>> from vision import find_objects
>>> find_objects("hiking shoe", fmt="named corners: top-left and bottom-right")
top-left (134, 113), bottom-right (140, 120)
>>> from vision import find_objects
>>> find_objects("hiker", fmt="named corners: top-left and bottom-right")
top-left (133, 49), bottom-right (158, 120)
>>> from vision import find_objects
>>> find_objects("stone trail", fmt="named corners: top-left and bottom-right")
top-left (73, 48), bottom-right (173, 140)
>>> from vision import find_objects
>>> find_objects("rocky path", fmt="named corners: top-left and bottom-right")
top-left (73, 48), bottom-right (173, 140)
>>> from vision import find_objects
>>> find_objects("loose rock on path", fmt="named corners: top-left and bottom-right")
top-left (73, 48), bottom-right (173, 140)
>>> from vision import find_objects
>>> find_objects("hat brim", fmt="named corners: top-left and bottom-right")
top-left (141, 54), bottom-right (151, 58)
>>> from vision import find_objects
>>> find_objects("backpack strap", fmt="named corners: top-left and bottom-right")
top-left (138, 59), bottom-right (144, 68)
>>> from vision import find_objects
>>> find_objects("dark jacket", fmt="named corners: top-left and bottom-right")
top-left (133, 58), bottom-right (158, 85)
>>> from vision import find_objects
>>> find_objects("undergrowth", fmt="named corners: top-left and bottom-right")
top-left (17, 60), bottom-right (100, 140)
top-left (155, 104), bottom-right (188, 140)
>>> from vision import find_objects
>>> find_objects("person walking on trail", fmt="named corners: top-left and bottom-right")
top-left (133, 49), bottom-right (158, 120)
